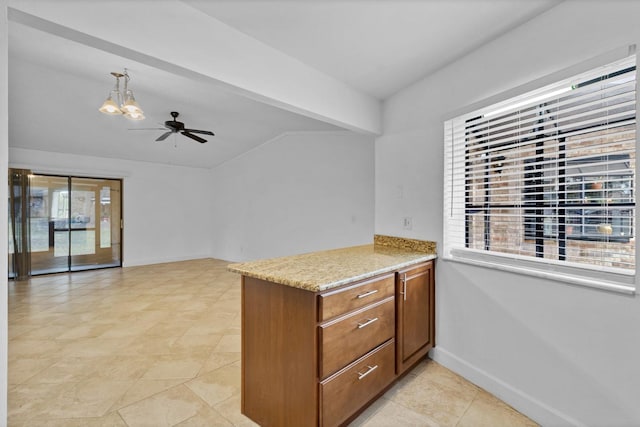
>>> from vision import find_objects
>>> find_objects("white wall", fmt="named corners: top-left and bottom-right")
top-left (210, 131), bottom-right (375, 262)
top-left (377, 1), bottom-right (640, 426)
top-left (1, 1), bottom-right (9, 424)
top-left (9, 148), bottom-right (212, 267)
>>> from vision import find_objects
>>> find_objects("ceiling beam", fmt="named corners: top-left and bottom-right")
top-left (8, 2), bottom-right (381, 135)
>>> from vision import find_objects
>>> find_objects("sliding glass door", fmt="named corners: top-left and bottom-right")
top-left (28, 174), bottom-right (122, 275)
top-left (29, 175), bottom-right (69, 274)
top-left (69, 177), bottom-right (122, 271)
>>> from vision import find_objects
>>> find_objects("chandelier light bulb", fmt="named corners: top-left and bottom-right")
top-left (124, 111), bottom-right (145, 121)
top-left (121, 90), bottom-right (143, 115)
top-left (98, 95), bottom-right (123, 115)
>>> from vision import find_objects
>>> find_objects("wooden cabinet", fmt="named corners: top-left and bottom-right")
top-left (241, 260), bottom-right (435, 427)
top-left (318, 274), bottom-right (396, 426)
top-left (320, 339), bottom-right (395, 427)
top-left (318, 274), bottom-right (395, 321)
top-left (319, 296), bottom-right (395, 379)
top-left (242, 277), bottom-right (318, 427)
top-left (396, 261), bottom-right (435, 374)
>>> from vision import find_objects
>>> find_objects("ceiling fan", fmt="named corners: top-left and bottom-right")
top-left (134, 111), bottom-right (215, 143)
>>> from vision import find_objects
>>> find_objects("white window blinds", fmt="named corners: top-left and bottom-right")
top-left (444, 54), bottom-right (636, 292)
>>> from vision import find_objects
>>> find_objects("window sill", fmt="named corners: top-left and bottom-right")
top-left (444, 250), bottom-right (636, 295)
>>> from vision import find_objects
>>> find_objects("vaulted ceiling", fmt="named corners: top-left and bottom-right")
top-left (7, 0), bottom-right (561, 168)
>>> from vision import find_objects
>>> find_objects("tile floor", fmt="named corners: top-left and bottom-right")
top-left (8, 259), bottom-right (538, 427)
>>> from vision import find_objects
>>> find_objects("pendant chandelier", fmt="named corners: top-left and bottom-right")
top-left (98, 69), bottom-right (145, 120)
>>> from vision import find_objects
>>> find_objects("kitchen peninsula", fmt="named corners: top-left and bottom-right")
top-left (228, 235), bottom-right (437, 427)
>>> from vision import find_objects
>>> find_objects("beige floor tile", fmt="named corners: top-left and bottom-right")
top-left (174, 299), bottom-right (218, 313)
top-left (144, 320), bottom-right (193, 337)
top-left (25, 356), bottom-right (101, 383)
top-left (104, 301), bottom-right (155, 313)
top-left (199, 352), bottom-right (241, 375)
top-left (9, 382), bottom-right (68, 423)
top-left (388, 372), bottom-right (477, 427)
top-left (414, 359), bottom-right (480, 396)
top-left (92, 355), bottom-right (157, 380)
top-left (55, 323), bottom-right (118, 340)
top-left (175, 405), bottom-right (235, 426)
top-left (108, 378), bottom-right (190, 411)
top-left (8, 357), bottom-right (58, 385)
top-left (223, 325), bottom-right (241, 335)
top-left (9, 379), bottom-right (133, 422)
top-left (14, 411), bottom-right (128, 427)
top-left (457, 389), bottom-right (539, 427)
top-left (213, 334), bottom-right (241, 353)
top-left (8, 259), bottom-right (535, 427)
top-left (360, 399), bottom-right (439, 427)
top-left (140, 301), bottom-right (186, 312)
top-left (60, 336), bottom-right (137, 358)
top-left (347, 396), bottom-right (390, 427)
top-left (98, 324), bottom-right (154, 339)
top-left (185, 364), bottom-right (241, 406)
top-left (42, 379), bottom-right (134, 419)
top-left (201, 304), bottom-right (240, 318)
top-left (117, 334), bottom-right (180, 356)
top-left (9, 338), bottom-right (65, 358)
top-left (142, 355), bottom-right (206, 380)
top-left (183, 314), bottom-right (236, 335)
top-left (118, 384), bottom-right (211, 427)
top-left (212, 395), bottom-right (260, 427)
top-left (168, 333), bottom-right (223, 357)
top-left (10, 324), bottom-right (66, 340)
top-left (7, 317), bottom-right (35, 333)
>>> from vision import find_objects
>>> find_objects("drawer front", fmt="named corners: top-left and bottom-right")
top-left (319, 297), bottom-right (394, 379)
top-left (318, 274), bottom-right (394, 321)
top-left (320, 340), bottom-right (395, 427)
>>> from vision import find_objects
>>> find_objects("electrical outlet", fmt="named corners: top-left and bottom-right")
top-left (403, 217), bottom-right (413, 230)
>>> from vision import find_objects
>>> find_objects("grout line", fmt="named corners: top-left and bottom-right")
top-left (454, 388), bottom-right (480, 427)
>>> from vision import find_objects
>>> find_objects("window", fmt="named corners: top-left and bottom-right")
top-left (443, 53), bottom-right (636, 293)
top-left (523, 154), bottom-right (633, 243)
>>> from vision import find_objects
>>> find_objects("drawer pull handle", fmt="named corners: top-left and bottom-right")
top-left (357, 364), bottom-right (378, 380)
top-left (356, 289), bottom-right (378, 299)
top-left (357, 317), bottom-right (378, 329)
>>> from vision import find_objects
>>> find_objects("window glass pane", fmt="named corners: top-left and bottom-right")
top-left (70, 177), bottom-right (121, 271)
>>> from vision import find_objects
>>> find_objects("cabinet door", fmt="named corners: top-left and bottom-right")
top-left (396, 261), bottom-right (435, 374)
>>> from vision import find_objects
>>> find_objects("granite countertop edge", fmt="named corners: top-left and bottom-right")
top-left (228, 236), bottom-right (437, 292)
top-left (228, 252), bottom-right (436, 292)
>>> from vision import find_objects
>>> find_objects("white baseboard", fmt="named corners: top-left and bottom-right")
top-left (122, 254), bottom-right (212, 268)
top-left (430, 347), bottom-right (584, 427)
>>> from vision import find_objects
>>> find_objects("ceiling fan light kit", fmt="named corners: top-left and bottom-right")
top-left (99, 69), bottom-right (145, 120)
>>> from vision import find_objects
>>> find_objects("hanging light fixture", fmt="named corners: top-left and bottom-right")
top-left (98, 69), bottom-right (145, 120)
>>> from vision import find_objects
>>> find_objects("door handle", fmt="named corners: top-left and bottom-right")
top-left (400, 273), bottom-right (407, 301)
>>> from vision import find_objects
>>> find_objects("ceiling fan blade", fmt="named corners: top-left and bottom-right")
top-left (181, 132), bottom-right (207, 143)
top-left (155, 131), bottom-right (173, 141)
top-left (183, 128), bottom-right (215, 136)
top-left (128, 127), bottom-right (166, 131)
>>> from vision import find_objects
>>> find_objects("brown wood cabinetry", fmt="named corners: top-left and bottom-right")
top-left (242, 277), bottom-right (318, 427)
top-left (319, 296), bottom-right (395, 379)
top-left (241, 260), bottom-right (435, 427)
top-left (396, 261), bottom-right (435, 374)
top-left (320, 339), bottom-right (395, 427)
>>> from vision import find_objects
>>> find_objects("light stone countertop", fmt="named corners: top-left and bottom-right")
top-left (228, 238), bottom-right (436, 292)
